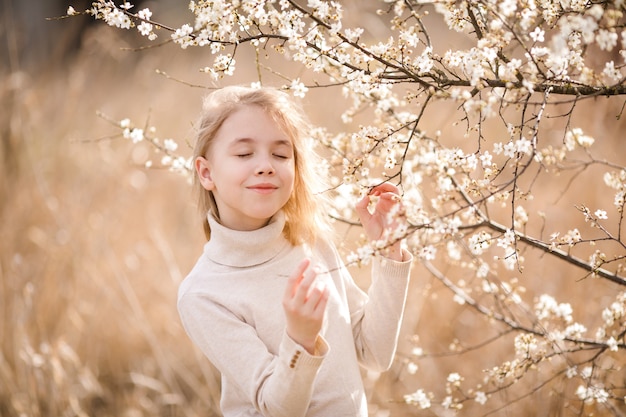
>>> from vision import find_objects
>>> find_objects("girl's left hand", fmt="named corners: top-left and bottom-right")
top-left (355, 183), bottom-right (405, 261)
top-left (283, 258), bottom-right (329, 354)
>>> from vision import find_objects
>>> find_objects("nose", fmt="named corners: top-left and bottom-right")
top-left (255, 155), bottom-right (275, 175)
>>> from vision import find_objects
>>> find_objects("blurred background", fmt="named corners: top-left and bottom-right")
top-left (2, 1), bottom-right (625, 416)
top-left (1, 1), bottom-right (227, 415)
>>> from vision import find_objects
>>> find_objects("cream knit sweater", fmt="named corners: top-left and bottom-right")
top-left (177, 211), bottom-right (412, 417)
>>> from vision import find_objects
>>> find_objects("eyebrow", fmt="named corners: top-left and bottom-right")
top-left (228, 138), bottom-right (293, 148)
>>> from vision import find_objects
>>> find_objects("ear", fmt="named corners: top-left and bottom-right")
top-left (195, 156), bottom-right (215, 191)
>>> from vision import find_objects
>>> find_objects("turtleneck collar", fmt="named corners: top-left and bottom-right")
top-left (203, 210), bottom-right (291, 267)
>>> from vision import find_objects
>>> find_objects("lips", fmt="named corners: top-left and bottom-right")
top-left (248, 183), bottom-right (278, 193)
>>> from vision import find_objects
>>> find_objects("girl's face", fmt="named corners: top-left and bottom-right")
top-left (195, 105), bottom-right (296, 231)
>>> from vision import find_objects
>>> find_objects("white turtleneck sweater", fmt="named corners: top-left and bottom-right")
top-left (177, 211), bottom-right (412, 417)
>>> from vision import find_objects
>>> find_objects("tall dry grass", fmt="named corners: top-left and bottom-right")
top-left (1, 25), bottom-right (224, 416)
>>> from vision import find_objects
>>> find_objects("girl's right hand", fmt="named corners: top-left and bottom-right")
top-left (282, 259), bottom-right (329, 354)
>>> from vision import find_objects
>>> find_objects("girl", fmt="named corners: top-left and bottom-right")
top-left (177, 85), bottom-right (413, 417)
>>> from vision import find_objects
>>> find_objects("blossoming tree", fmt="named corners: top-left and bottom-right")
top-left (67, 0), bottom-right (626, 414)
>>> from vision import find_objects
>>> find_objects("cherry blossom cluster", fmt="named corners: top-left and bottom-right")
top-left (98, 113), bottom-right (193, 178)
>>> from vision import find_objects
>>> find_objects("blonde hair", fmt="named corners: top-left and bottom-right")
top-left (193, 85), bottom-right (332, 245)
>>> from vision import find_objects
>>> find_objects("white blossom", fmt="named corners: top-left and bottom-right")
top-left (404, 389), bottom-right (431, 409)
top-left (475, 391), bottom-right (487, 405)
top-left (129, 128), bottom-right (144, 144)
top-left (530, 27), bottom-right (544, 42)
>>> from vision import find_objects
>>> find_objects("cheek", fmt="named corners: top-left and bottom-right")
top-left (287, 166), bottom-right (296, 188)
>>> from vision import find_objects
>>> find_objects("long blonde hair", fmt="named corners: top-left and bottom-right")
top-left (193, 85), bottom-right (331, 245)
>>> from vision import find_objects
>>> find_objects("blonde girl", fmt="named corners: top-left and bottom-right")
top-left (178, 85), bottom-right (412, 417)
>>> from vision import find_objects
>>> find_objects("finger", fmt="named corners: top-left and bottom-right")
top-left (311, 286), bottom-right (330, 319)
top-left (306, 278), bottom-right (326, 301)
top-left (293, 265), bottom-right (319, 304)
top-left (355, 193), bottom-right (372, 215)
top-left (379, 191), bottom-right (401, 201)
top-left (370, 183), bottom-right (400, 195)
top-left (314, 285), bottom-right (329, 310)
top-left (285, 258), bottom-right (310, 299)
top-left (356, 187), bottom-right (382, 223)
top-left (374, 192), bottom-right (402, 213)
top-left (300, 281), bottom-right (328, 316)
top-left (357, 183), bottom-right (400, 213)
top-left (355, 205), bottom-right (372, 226)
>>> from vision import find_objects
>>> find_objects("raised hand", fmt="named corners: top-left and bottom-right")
top-left (355, 183), bottom-right (405, 261)
top-left (282, 258), bottom-right (329, 354)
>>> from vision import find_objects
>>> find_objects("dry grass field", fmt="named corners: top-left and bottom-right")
top-left (2, 4), bottom-right (626, 417)
top-left (1, 15), bottom-right (224, 415)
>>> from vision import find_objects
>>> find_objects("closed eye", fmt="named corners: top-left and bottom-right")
top-left (236, 153), bottom-right (252, 158)
top-left (273, 153), bottom-right (290, 159)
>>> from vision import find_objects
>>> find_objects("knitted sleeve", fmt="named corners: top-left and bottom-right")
top-left (177, 292), bottom-right (328, 417)
top-left (329, 244), bottom-right (413, 371)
